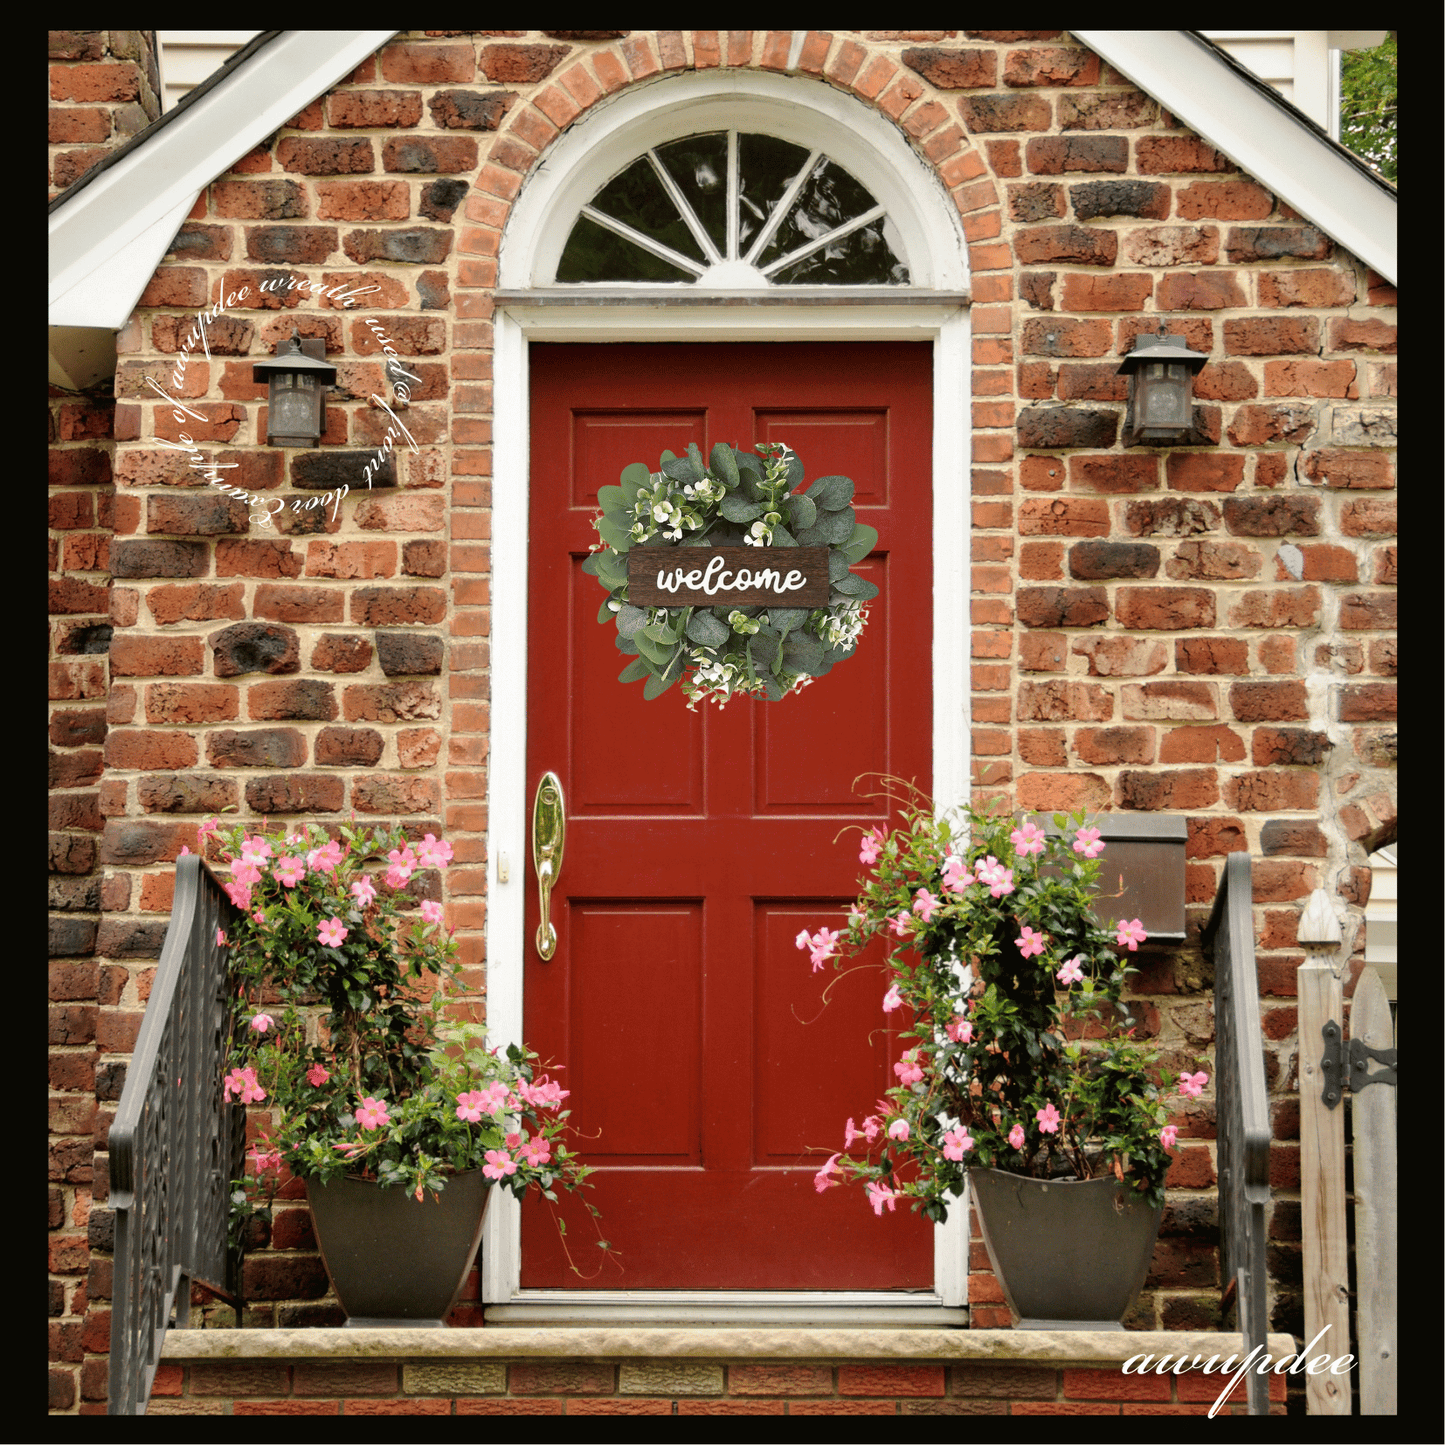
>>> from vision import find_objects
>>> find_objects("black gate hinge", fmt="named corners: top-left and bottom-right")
top-left (1320, 1020), bottom-right (1397, 1109)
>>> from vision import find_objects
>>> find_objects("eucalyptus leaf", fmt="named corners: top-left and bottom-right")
top-left (781, 633), bottom-right (824, 673)
top-left (760, 672), bottom-right (786, 701)
top-left (643, 666), bottom-right (680, 700)
top-left (595, 553), bottom-right (628, 590)
top-left (768, 606), bottom-right (808, 633)
top-left (748, 626), bottom-right (781, 673)
top-left (770, 522), bottom-right (798, 547)
top-left (614, 633), bottom-right (640, 655)
top-left (597, 485), bottom-right (627, 514)
top-left (686, 610), bottom-right (731, 648)
top-left (786, 492), bottom-right (817, 532)
top-left (832, 575), bottom-right (879, 602)
top-left (828, 549), bottom-right (852, 582)
top-left (618, 656), bottom-right (650, 684)
top-left (720, 495), bottom-right (766, 524)
top-left (616, 603), bottom-right (648, 638)
top-left (597, 595), bottom-right (617, 625)
top-left (687, 442), bottom-right (706, 476)
top-left (807, 475), bottom-right (855, 511)
top-left (784, 453), bottom-right (804, 491)
top-left (661, 454), bottom-right (700, 485)
top-left (710, 443), bottom-right (739, 488)
top-left (596, 517), bottom-right (633, 552)
top-left (634, 630), bottom-right (674, 666)
top-left (843, 523), bottom-right (878, 565)
top-left (620, 462), bottom-right (652, 495)
top-left (581, 552), bottom-right (603, 577)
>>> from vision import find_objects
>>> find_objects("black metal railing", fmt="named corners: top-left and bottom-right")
top-left (108, 853), bottom-right (245, 1415)
top-left (1201, 851), bottom-right (1272, 1417)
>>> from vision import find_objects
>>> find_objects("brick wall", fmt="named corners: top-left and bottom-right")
top-left (147, 1348), bottom-right (1287, 1416)
top-left (48, 30), bottom-right (1395, 1414)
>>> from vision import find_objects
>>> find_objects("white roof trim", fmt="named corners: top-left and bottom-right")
top-left (48, 31), bottom-right (398, 330)
top-left (1074, 31), bottom-right (1395, 284)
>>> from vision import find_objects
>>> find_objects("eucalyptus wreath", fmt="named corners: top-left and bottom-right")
top-left (584, 441), bottom-right (878, 709)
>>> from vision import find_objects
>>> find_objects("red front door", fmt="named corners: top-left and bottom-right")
top-left (522, 342), bottom-right (933, 1289)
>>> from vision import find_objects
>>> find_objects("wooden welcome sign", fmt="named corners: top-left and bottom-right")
top-left (628, 546), bottom-right (831, 608)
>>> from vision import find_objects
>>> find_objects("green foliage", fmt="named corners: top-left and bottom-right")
top-left (810, 786), bottom-right (1205, 1218)
top-left (585, 442), bottom-right (877, 709)
top-left (215, 819), bottom-right (596, 1232)
top-left (1339, 35), bottom-right (1397, 183)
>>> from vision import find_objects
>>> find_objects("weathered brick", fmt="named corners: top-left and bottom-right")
top-left (247, 680), bottom-right (338, 721)
top-left (1015, 225), bottom-right (1117, 266)
top-left (1165, 540), bottom-right (1260, 581)
top-left (1299, 449), bottom-right (1394, 490)
top-left (1339, 684), bottom-right (1395, 722)
top-left (376, 632), bottom-right (444, 676)
top-left (315, 727), bottom-right (384, 766)
top-left (1018, 497), bottom-right (1110, 536)
top-left (1115, 587), bottom-right (1215, 630)
top-left (428, 89), bottom-right (514, 131)
top-left (1223, 316), bottom-right (1319, 356)
top-left (206, 729), bottom-right (307, 768)
top-left (344, 228), bottom-right (453, 266)
top-left (350, 586), bottom-right (447, 626)
top-left (1017, 680), bottom-right (1113, 721)
top-left (1016, 586), bottom-right (1109, 628)
top-left (382, 136), bottom-right (480, 174)
top-left (1122, 681), bottom-right (1218, 721)
top-left (243, 773), bottom-right (346, 815)
top-left (959, 93), bottom-right (1051, 133)
top-left (210, 623), bottom-right (301, 677)
top-left (1026, 136), bottom-right (1128, 174)
top-left (1258, 268), bottom-right (1355, 308)
top-left (136, 775), bottom-right (239, 814)
top-left (1068, 542), bottom-right (1159, 579)
top-left (1224, 771), bottom-right (1319, 812)
top-left (1222, 496), bottom-right (1319, 537)
top-left (1017, 406), bottom-right (1118, 449)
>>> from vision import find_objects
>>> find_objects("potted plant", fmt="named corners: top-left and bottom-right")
top-left (208, 817), bottom-right (602, 1325)
top-left (800, 783), bottom-right (1207, 1328)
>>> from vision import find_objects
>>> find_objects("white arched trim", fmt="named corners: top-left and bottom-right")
top-left (499, 69), bottom-right (970, 293)
top-left (482, 70), bottom-right (972, 1324)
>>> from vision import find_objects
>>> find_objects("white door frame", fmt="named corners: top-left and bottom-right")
top-left (480, 303), bottom-right (971, 1315)
top-left (478, 67), bottom-right (974, 1317)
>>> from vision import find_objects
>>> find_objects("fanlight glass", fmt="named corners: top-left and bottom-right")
top-left (556, 131), bottom-right (909, 285)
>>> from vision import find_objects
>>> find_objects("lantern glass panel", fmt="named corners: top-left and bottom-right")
top-left (271, 375), bottom-right (315, 437)
top-left (1138, 363), bottom-right (1189, 428)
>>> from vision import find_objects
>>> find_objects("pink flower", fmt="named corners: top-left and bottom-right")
top-left (224, 880), bottom-right (253, 911)
top-left (1008, 1123), bottom-right (1026, 1150)
top-left (795, 929), bottom-right (813, 951)
top-left (882, 983), bottom-right (903, 1013)
top-left (249, 1013), bottom-right (274, 1033)
top-left (307, 840), bottom-right (344, 874)
top-left (350, 876), bottom-right (377, 906)
top-left (1010, 821), bottom-right (1046, 857)
top-left (520, 1076), bottom-right (568, 1109)
top-left (223, 1067), bottom-right (266, 1105)
top-left (865, 1179), bottom-right (898, 1215)
top-left (519, 1135), bottom-right (552, 1167)
top-left (1115, 918), bottom-right (1147, 952)
top-left (1056, 955), bottom-right (1085, 986)
top-left (808, 926), bottom-right (842, 972)
top-left (1179, 1070), bottom-right (1209, 1099)
top-left (975, 857), bottom-right (1014, 897)
top-left (1073, 826), bottom-right (1105, 859)
top-left (317, 917), bottom-right (348, 948)
top-left (249, 1148), bottom-right (283, 1177)
top-left (893, 1049), bottom-right (924, 1085)
top-left (945, 1015), bottom-right (973, 1045)
top-left (844, 1118), bottom-right (863, 1148)
top-left (416, 833), bottom-right (453, 869)
top-left (477, 1080), bottom-right (511, 1116)
top-left (421, 899), bottom-right (444, 925)
top-left (887, 1118), bottom-right (910, 1141)
top-left (230, 860), bottom-right (263, 887)
top-left (306, 1063), bottom-right (331, 1088)
top-left (859, 828), bottom-right (884, 865)
top-left (456, 1090), bottom-right (486, 1123)
top-left (814, 1153), bottom-right (842, 1192)
top-left (942, 1126), bottom-right (974, 1161)
top-left (252, 910), bottom-right (265, 925)
top-left (1035, 1102), bottom-right (1062, 1135)
top-left (179, 845), bottom-right (191, 857)
top-left (274, 855), bottom-right (307, 888)
top-left (941, 855), bottom-right (974, 893)
top-left (1161, 1125), bottom-right (1179, 1151)
top-left (240, 836), bottom-right (273, 867)
top-left (216, 928), bottom-right (228, 947)
top-left (355, 1096), bottom-right (391, 1131)
top-left (861, 1116), bottom-right (882, 1143)
top-left (483, 1148), bottom-right (518, 1181)
top-left (912, 888), bottom-right (939, 924)
top-left (889, 911), bottom-right (912, 937)
top-left (1016, 925), bottom-right (1047, 959)
top-left (197, 817), bottom-right (221, 846)
top-left (387, 844), bottom-right (418, 881)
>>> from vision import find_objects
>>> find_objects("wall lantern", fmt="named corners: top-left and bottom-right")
top-left (252, 329), bottom-right (337, 448)
top-left (1117, 323), bottom-right (1209, 446)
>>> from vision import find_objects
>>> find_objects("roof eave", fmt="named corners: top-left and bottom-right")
top-left (48, 30), bottom-right (399, 332)
top-left (1074, 31), bottom-right (1396, 285)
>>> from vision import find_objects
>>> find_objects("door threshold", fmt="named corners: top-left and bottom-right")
top-left (486, 1292), bottom-right (966, 1328)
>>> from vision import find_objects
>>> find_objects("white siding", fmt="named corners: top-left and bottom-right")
top-left (158, 32), bottom-right (262, 112)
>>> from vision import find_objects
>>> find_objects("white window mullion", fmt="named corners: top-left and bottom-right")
top-left (645, 150), bottom-right (722, 266)
top-left (758, 203), bottom-right (886, 278)
top-left (742, 149), bottom-right (821, 267)
top-left (726, 129), bottom-right (740, 262)
top-left (578, 204), bottom-right (708, 277)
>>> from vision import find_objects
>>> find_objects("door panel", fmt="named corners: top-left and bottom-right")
top-left (523, 342), bottom-right (932, 1290)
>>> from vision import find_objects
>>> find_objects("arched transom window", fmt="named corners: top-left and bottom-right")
top-left (555, 131), bottom-right (910, 287)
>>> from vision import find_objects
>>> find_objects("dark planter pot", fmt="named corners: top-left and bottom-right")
top-left (969, 1167), bottom-right (1162, 1330)
top-left (306, 1170), bottom-right (491, 1327)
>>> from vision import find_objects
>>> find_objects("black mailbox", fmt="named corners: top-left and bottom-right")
top-left (1039, 814), bottom-right (1187, 943)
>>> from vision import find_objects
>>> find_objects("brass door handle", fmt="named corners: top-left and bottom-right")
top-left (532, 772), bottom-right (565, 960)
